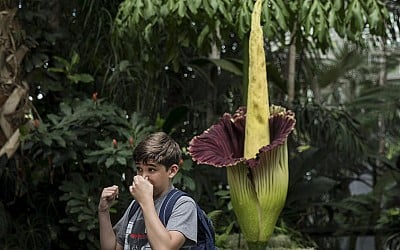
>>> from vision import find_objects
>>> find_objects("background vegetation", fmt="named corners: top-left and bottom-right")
top-left (0, 0), bottom-right (399, 249)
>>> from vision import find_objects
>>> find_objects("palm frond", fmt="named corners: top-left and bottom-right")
top-left (294, 102), bottom-right (366, 159)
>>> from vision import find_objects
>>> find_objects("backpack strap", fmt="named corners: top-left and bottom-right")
top-left (159, 189), bottom-right (217, 249)
top-left (128, 200), bottom-right (140, 221)
top-left (159, 189), bottom-right (185, 225)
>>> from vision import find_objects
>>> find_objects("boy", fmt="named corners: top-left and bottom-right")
top-left (98, 132), bottom-right (197, 250)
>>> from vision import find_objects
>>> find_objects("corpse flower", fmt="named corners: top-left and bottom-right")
top-left (188, 0), bottom-right (296, 248)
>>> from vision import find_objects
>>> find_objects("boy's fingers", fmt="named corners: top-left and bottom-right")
top-left (114, 186), bottom-right (119, 197)
top-left (101, 186), bottom-right (119, 200)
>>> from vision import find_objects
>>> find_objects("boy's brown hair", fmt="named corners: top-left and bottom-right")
top-left (133, 132), bottom-right (182, 169)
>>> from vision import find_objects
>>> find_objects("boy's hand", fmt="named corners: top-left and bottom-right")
top-left (129, 175), bottom-right (153, 205)
top-left (98, 185), bottom-right (119, 213)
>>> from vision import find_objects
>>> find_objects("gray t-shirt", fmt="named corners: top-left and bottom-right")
top-left (113, 188), bottom-right (197, 250)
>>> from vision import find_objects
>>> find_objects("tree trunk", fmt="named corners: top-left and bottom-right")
top-left (374, 41), bottom-right (388, 250)
top-left (242, 34), bottom-right (249, 105)
top-left (206, 28), bottom-right (221, 125)
top-left (0, 7), bottom-right (30, 158)
top-left (287, 25), bottom-right (297, 107)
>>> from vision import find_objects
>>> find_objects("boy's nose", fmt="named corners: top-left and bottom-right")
top-left (139, 171), bottom-right (148, 179)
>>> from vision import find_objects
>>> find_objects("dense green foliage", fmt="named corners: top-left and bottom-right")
top-left (0, 0), bottom-right (399, 249)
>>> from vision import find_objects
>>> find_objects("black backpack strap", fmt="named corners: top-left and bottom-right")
top-left (159, 189), bottom-right (186, 225)
top-left (128, 200), bottom-right (140, 221)
top-left (125, 200), bottom-right (140, 245)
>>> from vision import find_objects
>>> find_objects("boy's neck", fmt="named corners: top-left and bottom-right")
top-left (154, 184), bottom-right (174, 201)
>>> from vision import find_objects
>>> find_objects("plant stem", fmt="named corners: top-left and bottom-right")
top-left (247, 241), bottom-right (268, 250)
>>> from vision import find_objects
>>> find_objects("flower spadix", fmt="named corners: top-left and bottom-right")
top-left (188, 0), bottom-right (296, 248)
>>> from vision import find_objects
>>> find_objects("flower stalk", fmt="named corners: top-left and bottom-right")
top-left (245, 0), bottom-right (270, 159)
top-left (227, 163), bottom-right (259, 242)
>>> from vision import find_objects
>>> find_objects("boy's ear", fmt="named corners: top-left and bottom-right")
top-left (168, 164), bottom-right (179, 178)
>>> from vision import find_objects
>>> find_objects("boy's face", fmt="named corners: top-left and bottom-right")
top-left (135, 160), bottom-right (178, 199)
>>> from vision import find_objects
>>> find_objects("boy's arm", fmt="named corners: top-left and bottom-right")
top-left (131, 176), bottom-right (186, 249)
top-left (141, 201), bottom-right (186, 250)
top-left (98, 186), bottom-right (122, 250)
top-left (98, 210), bottom-right (123, 250)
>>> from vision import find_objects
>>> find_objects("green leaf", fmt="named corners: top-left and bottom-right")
top-left (143, 0), bottom-right (156, 19)
top-left (333, 0), bottom-right (342, 10)
top-left (116, 156), bottom-right (127, 165)
top-left (220, 5), bottom-right (233, 23)
top-left (207, 0), bottom-right (218, 13)
top-left (67, 199), bottom-right (84, 207)
top-left (70, 206), bottom-right (83, 213)
top-left (197, 25), bottom-right (210, 48)
top-left (118, 60), bottom-right (130, 72)
top-left (68, 226), bottom-right (80, 232)
top-left (71, 51), bottom-right (80, 67)
top-left (60, 102), bottom-right (72, 116)
top-left (167, 0), bottom-right (178, 12)
top-left (42, 137), bottom-right (52, 146)
top-left (187, 0), bottom-right (201, 14)
top-left (300, 0), bottom-right (312, 22)
top-left (305, 0), bottom-right (318, 34)
top-left (105, 157), bottom-right (115, 168)
top-left (183, 176), bottom-right (196, 190)
top-left (47, 114), bottom-right (60, 124)
top-left (202, 0), bottom-right (213, 16)
top-left (238, 7), bottom-right (250, 36)
top-left (368, 8), bottom-right (380, 30)
top-left (181, 159), bottom-right (193, 171)
top-left (53, 56), bottom-right (70, 68)
top-left (208, 58), bottom-right (243, 76)
top-left (78, 214), bottom-right (94, 222)
top-left (272, 0), bottom-right (288, 30)
top-left (177, 0), bottom-right (186, 18)
top-left (160, 4), bottom-right (169, 17)
top-left (132, 0), bottom-right (144, 23)
top-left (79, 231), bottom-right (86, 240)
top-left (47, 67), bottom-right (65, 73)
top-left (328, 8), bottom-right (337, 28)
top-left (144, 23), bottom-right (153, 44)
top-left (53, 135), bottom-right (66, 148)
top-left (67, 73), bottom-right (94, 84)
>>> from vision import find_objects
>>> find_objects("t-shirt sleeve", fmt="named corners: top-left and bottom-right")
top-left (166, 196), bottom-right (198, 245)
